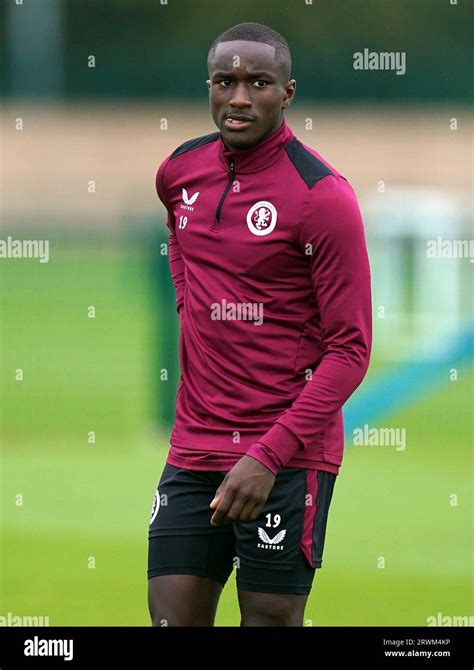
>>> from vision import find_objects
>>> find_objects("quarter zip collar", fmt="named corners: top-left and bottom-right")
top-left (217, 116), bottom-right (294, 174)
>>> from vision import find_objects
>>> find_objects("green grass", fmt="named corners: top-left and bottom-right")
top-left (0, 245), bottom-right (155, 439)
top-left (1, 239), bottom-right (472, 626)
top-left (1, 370), bottom-right (471, 626)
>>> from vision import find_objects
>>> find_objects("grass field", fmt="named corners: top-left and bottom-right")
top-left (1, 237), bottom-right (472, 626)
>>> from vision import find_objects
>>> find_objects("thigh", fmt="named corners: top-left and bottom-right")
top-left (147, 463), bottom-right (236, 625)
top-left (148, 574), bottom-right (223, 627)
top-left (234, 468), bottom-right (337, 616)
top-left (238, 586), bottom-right (309, 627)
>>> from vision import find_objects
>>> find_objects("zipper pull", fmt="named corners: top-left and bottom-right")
top-left (213, 158), bottom-right (236, 228)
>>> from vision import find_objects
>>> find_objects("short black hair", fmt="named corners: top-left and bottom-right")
top-left (208, 22), bottom-right (291, 82)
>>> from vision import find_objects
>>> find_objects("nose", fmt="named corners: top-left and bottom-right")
top-left (228, 82), bottom-right (252, 108)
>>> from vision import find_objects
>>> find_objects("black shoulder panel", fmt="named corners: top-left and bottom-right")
top-left (170, 132), bottom-right (220, 160)
top-left (284, 137), bottom-right (333, 189)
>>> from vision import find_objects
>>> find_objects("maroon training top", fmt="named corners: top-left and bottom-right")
top-left (155, 117), bottom-right (372, 476)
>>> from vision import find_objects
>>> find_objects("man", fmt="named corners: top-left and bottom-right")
top-left (148, 22), bottom-right (372, 626)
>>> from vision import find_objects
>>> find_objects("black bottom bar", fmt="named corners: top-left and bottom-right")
top-left (0, 626), bottom-right (471, 668)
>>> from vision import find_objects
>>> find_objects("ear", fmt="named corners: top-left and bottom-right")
top-left (282, 79), bottom-right (296, 109)
top-left (206, 79), bottom-right (211, 93)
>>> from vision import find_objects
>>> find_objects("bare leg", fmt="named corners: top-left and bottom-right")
top-left (238, 589), bottom-right (309, 626)
top-left (148, 574), bottom-right (224, 627)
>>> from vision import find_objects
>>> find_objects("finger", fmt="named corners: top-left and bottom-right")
top-left (209, 492), bottom-right (222, 510)
top-left (212, 515), bottom-right (234, 526)
top-left (221, 497), bottom-right (249, 523)
top-left (248, 503), bottom-right (265, 521)
top-left (210, 487), bottom-right (235, 526)
top-left (235, 499), bottom-right (258, 523)
top-left (209, 478), bottom-right (228, 509)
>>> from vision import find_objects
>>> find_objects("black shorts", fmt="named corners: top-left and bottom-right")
top-left (147, 463), bottom-right (337, 595)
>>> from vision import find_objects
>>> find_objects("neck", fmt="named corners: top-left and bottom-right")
top-left (217, 115), bottom-right (294, 175)
top-left (223, 116), bottom-right (284, 152)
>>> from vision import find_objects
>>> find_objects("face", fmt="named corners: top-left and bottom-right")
top-left (207, 40), bottom-right (296, 151)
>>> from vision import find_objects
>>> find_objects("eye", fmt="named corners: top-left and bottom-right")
top-left (254, 80), bottom-right (269, 88)
top-left (218, 79), bottom-right (232, 87)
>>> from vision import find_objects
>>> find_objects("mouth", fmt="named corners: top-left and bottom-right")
top-left (224, 114), bottom-right (255, 132)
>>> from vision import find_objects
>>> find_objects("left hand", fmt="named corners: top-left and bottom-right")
top-left (209, 455), bottom-right (276, 526)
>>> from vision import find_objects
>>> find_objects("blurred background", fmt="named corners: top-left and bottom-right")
top-left (0, 0), bottom-right (472, 626)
